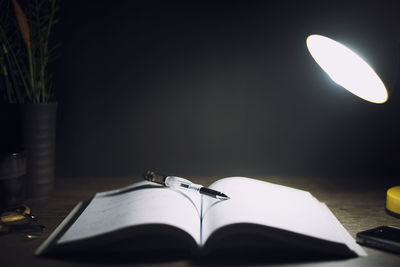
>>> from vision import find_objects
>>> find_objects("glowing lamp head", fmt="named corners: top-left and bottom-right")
top-left (306, 34), bottom-right (388, 104)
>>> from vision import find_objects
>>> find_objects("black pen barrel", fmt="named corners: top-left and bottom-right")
top-left (199, 187), bottom-right (229, 199)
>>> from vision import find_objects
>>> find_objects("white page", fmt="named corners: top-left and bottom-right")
top-left (201, 177), bottom-right (356, 247)
top-left (317, 202), bottom-right (366, 256)
top-left (58, 181), bottom-right (201, 245)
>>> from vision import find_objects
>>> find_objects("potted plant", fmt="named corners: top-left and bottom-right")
top-left (0, 0), bottom-right (59, 197)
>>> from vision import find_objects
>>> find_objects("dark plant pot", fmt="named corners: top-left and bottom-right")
top-left (0, 152), bottom-right (27, 211)
top-left (20, 102), bottom-right (57, 198)
top-left (0, 104), bottom-right (21, 153)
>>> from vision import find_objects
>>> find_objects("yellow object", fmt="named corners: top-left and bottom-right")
top-left (0, 205), bottom-right (31, 223)
top-left (0, 213), bottom-right (26, 223)
top-left (387, 186), bottom-right (400, 216)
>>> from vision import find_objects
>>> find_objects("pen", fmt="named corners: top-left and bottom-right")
top-left (143, 171), bottom-right (230, 200)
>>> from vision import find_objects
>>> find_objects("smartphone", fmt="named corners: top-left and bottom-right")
top-left (356, 226), bottom-right (400, 254)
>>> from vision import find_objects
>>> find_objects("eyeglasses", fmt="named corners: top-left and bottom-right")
top-left (0, 205), bottom-right (44, 238)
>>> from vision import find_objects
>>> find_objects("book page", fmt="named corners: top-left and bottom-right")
top-left (201, 177), bottom-right (356, 248)
top-left (317, 202), bottom-right (366, 256)
top-left (57, 181), bottom-right (201, 245)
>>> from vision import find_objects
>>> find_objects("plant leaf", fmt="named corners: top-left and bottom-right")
top-left (12, 0), bottom-right (31, 50)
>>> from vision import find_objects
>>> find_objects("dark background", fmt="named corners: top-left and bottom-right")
top-left (52, 0), bottom-right (400, 178)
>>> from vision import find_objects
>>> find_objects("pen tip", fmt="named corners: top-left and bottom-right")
top-left (217, 193), bottom-right (230, 200)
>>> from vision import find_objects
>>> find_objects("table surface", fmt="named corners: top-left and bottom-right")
top-left (1, 175), bottom-right (400, 267)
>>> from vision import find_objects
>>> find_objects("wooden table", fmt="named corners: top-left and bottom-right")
top-left (1, 176), bottom-right (400, 266)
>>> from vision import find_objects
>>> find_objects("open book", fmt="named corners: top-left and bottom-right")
top-left (36, 177), bottom-right (366, 257)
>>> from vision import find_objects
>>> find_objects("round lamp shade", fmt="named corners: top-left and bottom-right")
top-left (306, 34), bottom-right (388, 104)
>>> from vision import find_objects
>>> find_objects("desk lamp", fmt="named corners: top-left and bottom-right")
top-left (306, 34), bottom-right (400, 217)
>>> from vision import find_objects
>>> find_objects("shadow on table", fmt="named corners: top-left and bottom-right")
top-left (43, 248), bottom-right (356, 265)
top-left (192, 249), bottom-right (356, 266)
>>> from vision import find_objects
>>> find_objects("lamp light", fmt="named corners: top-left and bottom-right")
top-left (306, 34), bottom-right (399, 217)
top-left (306, 34), bottom-right (388, 104)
